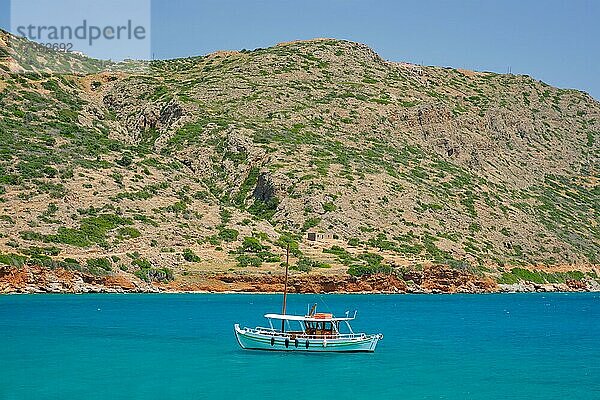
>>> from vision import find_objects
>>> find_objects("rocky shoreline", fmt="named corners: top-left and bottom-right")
top-left (1, 265), bottom-right (598, 294)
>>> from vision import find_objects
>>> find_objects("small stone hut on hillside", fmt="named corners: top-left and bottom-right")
top-left (306, 232), bottom-right (334, 241)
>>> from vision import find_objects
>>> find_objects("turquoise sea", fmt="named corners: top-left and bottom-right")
top-left (0, 293), bottom-right (599, 399)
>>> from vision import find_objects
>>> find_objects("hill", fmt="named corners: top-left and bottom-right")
top-left (0, 30), bottom-right (598, 292)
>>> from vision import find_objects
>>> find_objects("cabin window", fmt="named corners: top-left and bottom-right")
top-left (304, 321), bottom-right (334, 334)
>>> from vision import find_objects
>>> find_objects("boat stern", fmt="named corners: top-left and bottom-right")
top-left (369, 333), bottom-right (384, 352)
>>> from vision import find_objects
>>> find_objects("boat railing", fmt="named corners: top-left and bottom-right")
top-left (248, 326), bottom-right (369, 340)
top-left (255, 326), bottom-right (276, 332)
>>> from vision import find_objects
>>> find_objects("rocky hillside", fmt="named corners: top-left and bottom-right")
top-left (0, 30), bottom-right (598, 291)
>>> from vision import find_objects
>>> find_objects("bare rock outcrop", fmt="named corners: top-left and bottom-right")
top-left (0, 266), bottom-right (158, 294)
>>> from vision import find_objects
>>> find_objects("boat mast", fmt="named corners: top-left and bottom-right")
top-left (281, 243), bottom-right (290, 333)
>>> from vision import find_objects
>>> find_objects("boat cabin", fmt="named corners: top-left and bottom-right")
top-left (304, 320), bottom-right (336, 336)
top-left (263, 311), bottom-right (357, 338)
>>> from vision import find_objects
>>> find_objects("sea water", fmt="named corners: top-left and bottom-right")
top-left (0, 293), bottom-right (598, 399)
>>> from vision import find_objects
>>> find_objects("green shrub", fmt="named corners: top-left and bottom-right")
top-left (233, 167), bottom-right (259, 206)
top-left (291, 258), bottom-right (311, 273)
top-left (241, 236), bottom-right (264, 253)
top-left (57, 258), bottom-right (81, 271)
top-left (497, 272), bottom-right (519, 284)
top-left (323, 245), bottom-right (355, 265)
top-left (499, 268), bottom-right (588, 285)
top-left (0, 215), bottom-right (14, 224)
top-left (322, 202), bottom-right (336, 212)
top-left (347, 263), bottom-right (391, 277)
top-left (347, 251), bottom-right (391, 276)
top-left (510, 268), bottom-right (546, 284)
top-left (117, 226), bottom-right (141, 239)
top-left (111, 172), bottom-right (123, 185)
top-left (19, 231), bottom-right (46, 241)
top-left (23, 246), bottom-right (61, 256)
top-left (20, 214), bottom-right (133, 248)
top-left (135, 267), bottom-right (174, 282)
top-left (131, 255), bottom-right (173, 281)
top-left (183, 248), bottom-right (200, 262)
top-left (257, 251), bottom-right (281, 262)
top-left (291, 256), bottom-right (330, 272)
top-left (0, 175), bottom-right (21, 185)
top-left (236, 254), bottom-right (262, 267)
top-left (86, 257), bottom-right (112, 274)
top-left (133, 214), bottom-right (159, 227)
top-left (367, 233), bottom-right (398, 251)
top-left (275, 232), bottom-right (301, 256)
top-left (116, 152), bottom-right (133, 167)
top-left (218, 228), bottom-right (239, 242)
top-left (219, 208), bottom-right (232, 224)
top-left (236, 236), bottom-right (279, 265)
top-left (34, 181), bottom-right (66, 198)
top-left (193, 190), bottom-right (208, 200)
top-left (45, 203), bottom-right (59, 216)
top-left (131, 257), bottom-right (152, 269)
top-left (164, 201), bottom-right (187, 214)
top-left (302, 217), bottom-right (321, 231)
top-left (324, 246), bottom-right (347, 256)
top-left (347, 238), bottom-right (360, 247)
top-left (248, 198), bottom-right (279, 220)
top-left (27, 254), bottom-right (56, 269)
top-left (201, 235), bottom-right (221, 246)
top-left (0, 175), bottom-right (23, 185)
top-left (564, 271), bottom-right (585, 281)
top-left (0, 253), bottom-right (27, 267)
top-left (358, 253), bottom-right (383, 266)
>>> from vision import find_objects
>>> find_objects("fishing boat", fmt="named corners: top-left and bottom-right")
top-left (233, 245), bottom-right (384, 353)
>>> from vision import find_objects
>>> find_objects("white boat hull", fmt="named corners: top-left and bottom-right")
top-left (234, 324), bottom-right (382, 352)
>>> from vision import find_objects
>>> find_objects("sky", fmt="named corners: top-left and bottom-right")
top-left (1, 0), bottom-right (599, 98)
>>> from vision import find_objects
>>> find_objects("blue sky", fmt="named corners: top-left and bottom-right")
top-left (1, 0), bottom-right (599, 98)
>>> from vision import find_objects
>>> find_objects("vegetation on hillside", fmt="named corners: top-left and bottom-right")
top-left (0, 30), bottom-right (598, 285)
